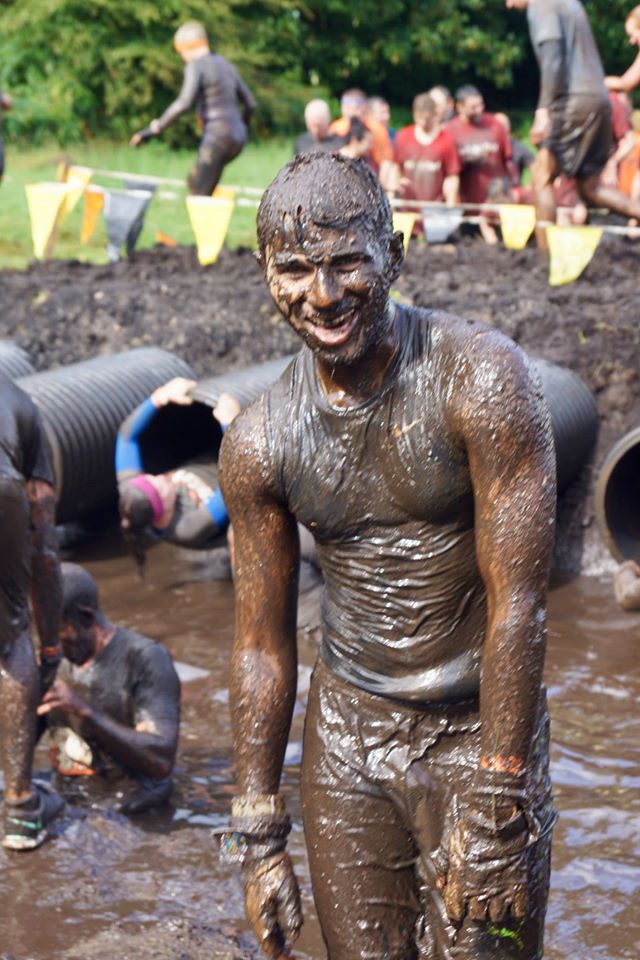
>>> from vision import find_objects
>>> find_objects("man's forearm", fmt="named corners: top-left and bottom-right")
top-left (29, 485), bottom-right (62, 654)
top-left (82, 708), bottom-right (176, 780)
top-left (479, 602), bottom-right (547, 773)
top-left (231, 644), bottom-right (297, 795)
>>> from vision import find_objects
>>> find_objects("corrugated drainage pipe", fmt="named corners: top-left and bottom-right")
top-left (595, 428), bottom-right (640, 562)
top-left (135, 355), bottom-right (295, 475)
top-left (0, 341), bottom-right (35, 379)
top-left (18, 348), bottom-right (195, 523)
top-left (532, 358), bottom-right (598, 495)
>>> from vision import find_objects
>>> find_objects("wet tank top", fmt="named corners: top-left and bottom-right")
top-left (262, 305), bottom-right (487, 704)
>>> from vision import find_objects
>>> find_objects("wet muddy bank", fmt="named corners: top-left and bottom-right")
top-left (1, 237), bottom-right (638, 570)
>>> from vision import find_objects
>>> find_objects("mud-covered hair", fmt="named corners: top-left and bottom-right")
top-left (61, 562), bottom-right (100, 626)
top-left (119, 481), bottom-right (154, 577)
top-left (256, 153), bottom-right (393, 254)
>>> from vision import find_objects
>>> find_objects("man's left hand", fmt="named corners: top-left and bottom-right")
top-left (434, 772), bottom-right (537, 926)
top-left (37, 679), bottom-right (91, 720)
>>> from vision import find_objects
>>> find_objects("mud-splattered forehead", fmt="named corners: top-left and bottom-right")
top-left (257, 153), bottom-right (392, 252)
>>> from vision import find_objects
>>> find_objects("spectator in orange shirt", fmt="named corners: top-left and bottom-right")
top-left (330, 88), bottom-right (393, 173)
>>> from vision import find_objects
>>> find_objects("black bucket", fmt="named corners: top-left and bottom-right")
top-left (0, 341), bottom-right (35, 380)
top-left (18, 348), bottom-right (195, 523)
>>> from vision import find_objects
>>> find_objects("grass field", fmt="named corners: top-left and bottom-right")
top-left (0, 139), bottom-right (293, 269)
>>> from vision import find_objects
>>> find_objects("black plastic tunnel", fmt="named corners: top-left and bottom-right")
top-left (135, 355), bottom-right (294, 475)
top-left (0, 341), bottom-right (35, 379)
top-left (531, 358), bottom-right (598, 495)
top-left (595, 428), bottom-right (640, 562)
top-left (17, 348), bottom-right (195, 523)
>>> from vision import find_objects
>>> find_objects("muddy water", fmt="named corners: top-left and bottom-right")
top-left (1, 540), bottom-right (638, 960)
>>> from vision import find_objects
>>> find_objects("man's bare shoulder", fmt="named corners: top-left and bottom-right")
top-left (219, 360), bottom-right (298, 503)
top-left (427, 309), bottom-right (546, 429)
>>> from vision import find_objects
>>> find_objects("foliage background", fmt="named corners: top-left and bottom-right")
top-left (0, 0), bottom-right (636, 145)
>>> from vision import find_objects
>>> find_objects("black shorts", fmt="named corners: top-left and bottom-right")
top-left (301, 659), bottom-right (555, 960)
top-left (547, 97), bottom-right (612, 180)
top-left (0, 476), bottom-right (32, 656)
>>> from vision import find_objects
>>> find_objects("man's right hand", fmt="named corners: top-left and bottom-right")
top-left (151, 377), bottom-right (197, 408)
top-left (242, 852), bottom-right (302, 958)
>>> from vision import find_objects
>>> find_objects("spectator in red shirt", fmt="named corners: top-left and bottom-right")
top-left (445, 85), bottom-right (512, 243)
top-left (391, 93), bottom-right (461, 205)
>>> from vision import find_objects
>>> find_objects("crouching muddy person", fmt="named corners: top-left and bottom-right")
top-left (0, 373), bottom-right (64, 851)
top-left (219, 152), bottom-right (558, 959)
top-left (38, 563), bottom-right (180, 814)
top-left (117, 377), bottom-right (240, 571)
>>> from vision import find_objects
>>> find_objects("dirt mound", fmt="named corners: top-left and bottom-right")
top-left (0, 237), bottom-right (638, 569)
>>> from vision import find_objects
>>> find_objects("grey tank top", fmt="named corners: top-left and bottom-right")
top-left (263, 306), bottom-right (487, 704)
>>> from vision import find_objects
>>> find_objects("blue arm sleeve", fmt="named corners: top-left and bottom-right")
top-left (115, 397), bottom-right (158, 475)
top-left (205, 487), bottom-right (229, 530)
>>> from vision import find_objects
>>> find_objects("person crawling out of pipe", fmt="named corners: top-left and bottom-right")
top-left (613, 559), bottom-right (640, 610)
top-left (116, 377), bottom-right (240, 573)
top-left (37, 563), bottom-right (180, 814)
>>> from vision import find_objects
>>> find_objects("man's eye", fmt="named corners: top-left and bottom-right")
top-left (278, 262), bottom-right (310, 276)
top-left (335, 257), bottom-right (363, 272)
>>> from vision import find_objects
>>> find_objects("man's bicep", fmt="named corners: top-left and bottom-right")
top-left (463, 352), bottom-right (556, 600)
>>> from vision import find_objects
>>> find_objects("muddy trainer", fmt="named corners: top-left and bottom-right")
top-left (219, 152), bottom-right (557, 959)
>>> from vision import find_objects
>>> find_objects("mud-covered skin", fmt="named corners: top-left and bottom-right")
top-left (220, 154), bottom-right (556, 958)
top-left (0, 376), bottom-right (61, 805)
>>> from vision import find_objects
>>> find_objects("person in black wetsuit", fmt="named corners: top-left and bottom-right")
top-left (116, 377), bottom-right (239, 572)
top-left (0, 374), bottom-right (64, 850)
top-left (218, 153), bottom-right (557, 960)
top-left (130, 20), bottom-right (256, 195)
top-left (38, 563), bottom-right (180, 814)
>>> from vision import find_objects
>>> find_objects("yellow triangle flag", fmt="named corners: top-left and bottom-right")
top-left (60, 165), bottom-right (93, 221)
top-left (547, 225), bottom-right (603, 286)
top-left (186, 195), bottom-right (235, 265)
top-left (212, 185), bottom-right (237, 201)
top-left (499, 204), bottom-right (536, 250)
top-left (25, 182), bottom-right (72, 258)
top-left (80, 186), bottom-right (104, 244)
top-left (393, 212), bottom-right (417, 253)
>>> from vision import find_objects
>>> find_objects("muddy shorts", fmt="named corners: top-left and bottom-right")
top-left (0, 476), bottom-right (32, 656)
top-left (188, 127), bottom-right (245, 196)
top-left (546, 97), bottom-right (612, 180)
top-left (301, 659), bottom-right (554, 960)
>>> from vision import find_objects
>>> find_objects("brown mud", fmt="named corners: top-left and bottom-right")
top-left (0, 237), bottom-right (637, 570)
top-left (0, 543), bottom-right (638, 960)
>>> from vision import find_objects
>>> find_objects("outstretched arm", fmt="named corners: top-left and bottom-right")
top-left (606, 50), bottom-right (640, 93)
top-left (219, 408), bottom-right (302, 957)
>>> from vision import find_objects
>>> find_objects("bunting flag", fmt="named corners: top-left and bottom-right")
top-left (155, 230), bottom-right (178, 247)
top-left (212, 185), bottom-right (237, 201)
top-left (499, 204), bottom-right (537, 250)
top-left (25, 182), bottom-right (74, 259)
top-left (80, 186), bottom-right (104, 244)
top-left (422, 207), bottom-right (463, 244)
top-left (547, 225), bottom-right (603, 286)
top-left (59, 164), bottom-right (94, 221)
top-left (186, 194), bottom-right (235, 266)
top-left (392, 212), bottom-right (417, 253)
top-left (103, 188), bottom-right (154, 261)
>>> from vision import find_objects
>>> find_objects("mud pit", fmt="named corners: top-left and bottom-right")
top-left (1, 544), bottom-right (638, 960)
top-left (0, 238), bottom-right (639, 957)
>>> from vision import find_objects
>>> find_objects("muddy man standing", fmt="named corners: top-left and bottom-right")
top-left (219, 152), bottom-right (557, 959)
